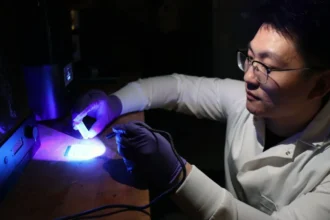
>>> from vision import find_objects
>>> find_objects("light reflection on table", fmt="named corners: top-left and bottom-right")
top-left (33, 124), bottom-right (118, 162)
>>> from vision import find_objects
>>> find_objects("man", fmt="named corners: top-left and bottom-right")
top-left (72, 0), bottom-right (330, 219)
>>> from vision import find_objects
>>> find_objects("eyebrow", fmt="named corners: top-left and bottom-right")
top-left (247, 42), bottom-right (288, 67)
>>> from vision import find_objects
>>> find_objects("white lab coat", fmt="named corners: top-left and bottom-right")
top-left (112, 73), bottom-right (330, 220)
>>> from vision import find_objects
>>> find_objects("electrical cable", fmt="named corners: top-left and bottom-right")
top-left (55, 123), bottom-right (187, 220)
top-left (76, 208), bottom-right (150, 219)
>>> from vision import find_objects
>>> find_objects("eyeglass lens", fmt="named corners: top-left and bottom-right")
top-left (237, 52), bottom-right (268, 84)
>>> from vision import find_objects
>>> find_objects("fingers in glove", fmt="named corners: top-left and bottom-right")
top-left (112, 121), bottom-right (151, 137)
top-left (72, 103), bottom-right (99, 129)
top-left (115, 134), bottom-right (136, 159)
top-left (112, 124), bottom-right (127, 134)
top-left (87, 119), bottom-right (107, 138)
top-left (72, 90), bottom-right (105, 127)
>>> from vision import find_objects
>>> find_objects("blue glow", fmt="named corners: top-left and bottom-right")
top-left (65, 144), bottom-right (106, 161)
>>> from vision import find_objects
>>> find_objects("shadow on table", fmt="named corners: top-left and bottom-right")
top-left (102, 158), bottom-right (148, 190)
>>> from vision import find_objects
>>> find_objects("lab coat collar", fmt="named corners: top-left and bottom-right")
top-left (253, 98), bottom-right (330, 154)
top-left (299, 99), bottom-right (330, 148)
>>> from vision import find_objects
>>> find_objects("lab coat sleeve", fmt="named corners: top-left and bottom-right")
top-left (112, 73), bottom-right (245, 121)
top-left (173, 165), bottom-right (330, 220)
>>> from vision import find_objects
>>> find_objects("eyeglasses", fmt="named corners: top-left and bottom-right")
top-left (237, 50), bottom-right (310, 84)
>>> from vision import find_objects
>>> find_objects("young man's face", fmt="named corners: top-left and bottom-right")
top-left (243, 24), bottom-right (321, 119)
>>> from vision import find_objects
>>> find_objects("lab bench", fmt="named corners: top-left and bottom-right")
top-left (0, 79), bottom-right (150, 220)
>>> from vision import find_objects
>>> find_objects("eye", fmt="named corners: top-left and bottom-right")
top-left (254, 65), bottom-right (260, 72)
top-left (247, 51), bottom-right (254, 61)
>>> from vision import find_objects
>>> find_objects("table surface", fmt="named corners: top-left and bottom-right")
top-left (0, 112), bottom-right (151, 220)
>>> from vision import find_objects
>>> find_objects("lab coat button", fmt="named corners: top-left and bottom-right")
top-left (286, 151), bottom-right (291, 155)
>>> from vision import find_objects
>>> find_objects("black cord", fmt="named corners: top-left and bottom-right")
top-left (76, 208), bottom-right (150, 220)
top-left (55, 124), bottom-right (187, 220)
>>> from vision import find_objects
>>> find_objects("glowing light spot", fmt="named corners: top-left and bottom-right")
top-left (65, 144), bottom-right (106, 161)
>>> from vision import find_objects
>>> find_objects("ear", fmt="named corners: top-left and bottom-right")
top-left (308, 71), bottom-right (330, 100)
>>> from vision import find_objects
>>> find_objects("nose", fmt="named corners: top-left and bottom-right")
top-left (243, 66), bottom-right (260, 89)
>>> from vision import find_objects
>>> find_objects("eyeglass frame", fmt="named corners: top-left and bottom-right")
top-left (237, 49), bottom-right (311, 84)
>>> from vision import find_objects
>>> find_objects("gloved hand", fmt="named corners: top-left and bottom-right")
top-left (72, 90), bottom-right (122, 139)
top-left (113, 121), bottom-right (186, 190)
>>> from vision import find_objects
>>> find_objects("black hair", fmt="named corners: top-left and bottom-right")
top-left (251, 0), bottom-right (330, 71)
